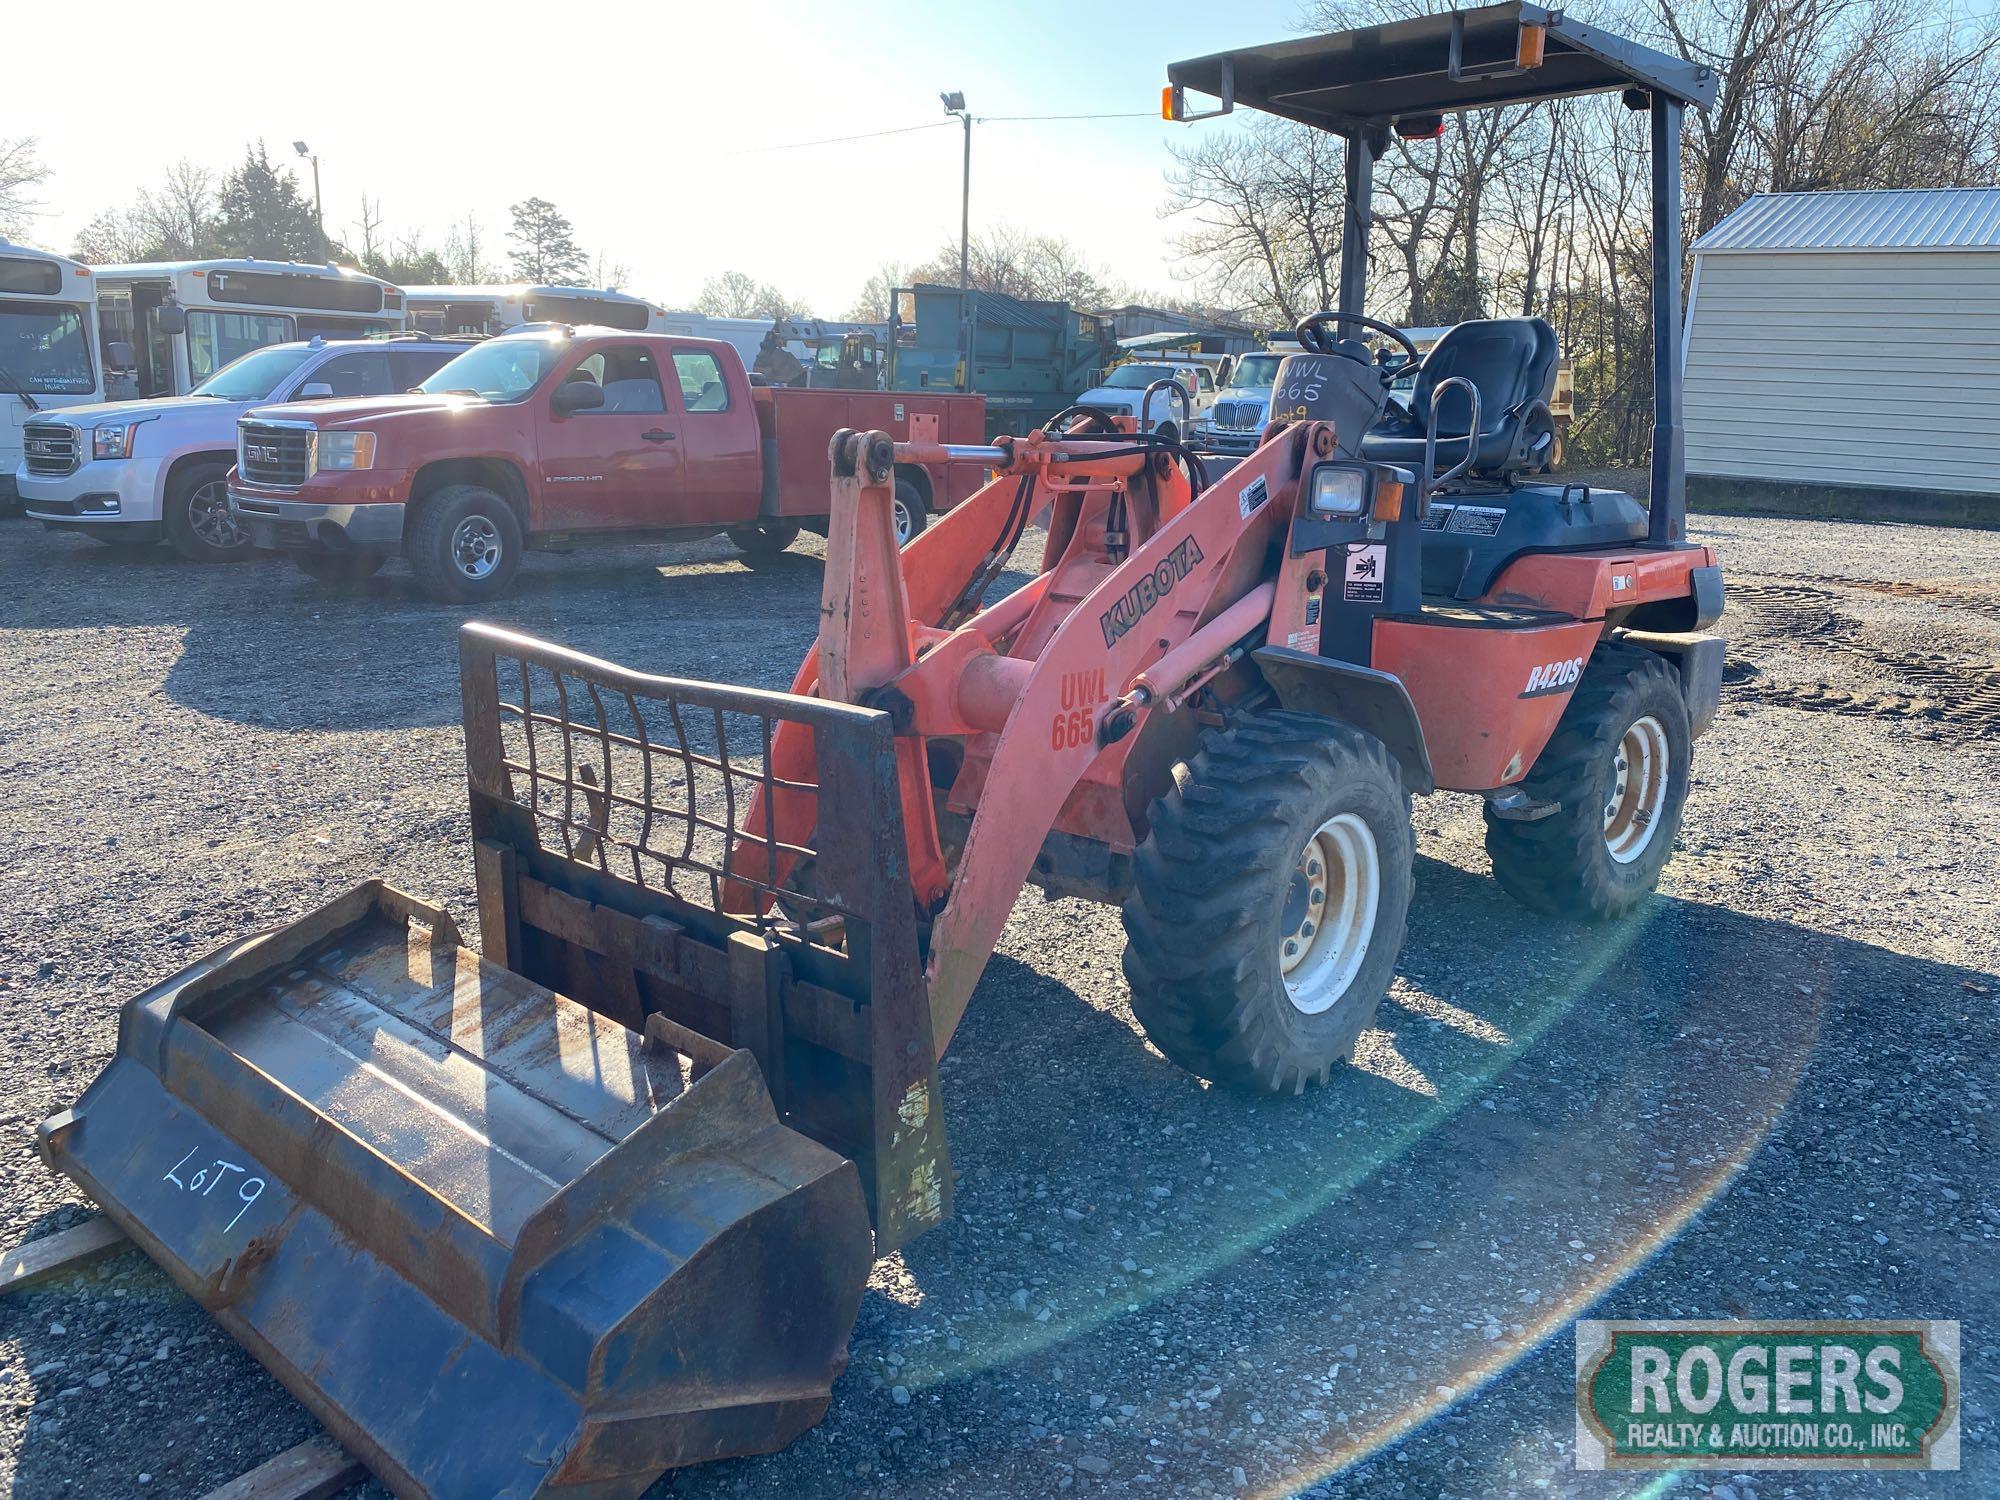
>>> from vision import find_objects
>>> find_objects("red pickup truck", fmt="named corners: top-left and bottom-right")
top-left (227, 327), bottom-right (985, 601)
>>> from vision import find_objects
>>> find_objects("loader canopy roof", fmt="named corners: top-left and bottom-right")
top-left (1167, 1), bottom-right (1716, 134)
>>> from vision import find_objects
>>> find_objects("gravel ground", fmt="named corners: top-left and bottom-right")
top-left (0, 488), bottom-right (1993, 1500)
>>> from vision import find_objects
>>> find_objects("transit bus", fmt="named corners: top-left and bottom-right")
top-left (93, 260), bottom-right (406, 399)
top-left (0, 241), bottom-right (103, 506)
top-left (404, 284), bottom-right (668, 337)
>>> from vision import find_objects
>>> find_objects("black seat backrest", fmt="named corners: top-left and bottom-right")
top-left (1411, 318), bottom-right (1558, 437)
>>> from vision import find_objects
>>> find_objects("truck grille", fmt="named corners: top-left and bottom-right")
top-left (22, 422), bottom-right (79, 476)
top-left (1213, 401), bottom-right (1261, 430)
top-left (238, 421), bottom-right (314, 488)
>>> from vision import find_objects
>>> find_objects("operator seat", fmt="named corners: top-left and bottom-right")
top-left (1360, 318), bottom-right (1558, 480)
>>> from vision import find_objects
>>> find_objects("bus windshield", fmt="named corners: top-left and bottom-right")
top-left (418, 336), bottom-right (566, 402)
top-left (0, 303), bottom-right (95, 394)
top-left (192, 344), bottom-right (318, 401)
top-left (1228, 353), bottom-right (1285, 389)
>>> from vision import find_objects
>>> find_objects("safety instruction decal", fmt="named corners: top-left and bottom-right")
top-left (1445, 504), bottom-right (1506, 537)
top-left (1343, 543), bottom-right (1386, 603)
top-left (1238, 474), bottom-right (1268, 519)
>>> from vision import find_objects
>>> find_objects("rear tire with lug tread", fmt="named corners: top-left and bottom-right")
top-left (293, 551), bottom-right (386, 585)
top-left (1483, 642), bottom-right (1690, 920)
top-left (164, 462), bottom-right (252, 563)
top-left (406, 484), bottom-right (523, 603)
top-left (1122, 709), bottom-right (1415, 1094)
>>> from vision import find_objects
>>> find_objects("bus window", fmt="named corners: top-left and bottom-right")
top-left (186, 310), bottom-right (294, 383)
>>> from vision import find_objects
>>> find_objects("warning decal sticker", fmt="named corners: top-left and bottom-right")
top-left (1238, 474), bottom-right (1269, 520)
top-left (1343, 543), bottom-right (1386, 603)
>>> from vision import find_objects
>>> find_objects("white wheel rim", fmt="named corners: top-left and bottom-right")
top-left (1603, 714), bottom-right (1669, 864)
top-left (1279, 812), bottom-right (1380, 1015)
top-left (894, 496), bottom-right (914, 544)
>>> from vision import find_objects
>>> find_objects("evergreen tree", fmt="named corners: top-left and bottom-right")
top-left (213, 142), bottom-right (321, 261)
top-left (507, 198), bottom-right (588, 284)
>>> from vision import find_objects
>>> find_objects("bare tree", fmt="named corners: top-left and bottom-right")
top-left (693, 270), bottom-right (804, 320)
top-left (0, 137), bottom-right (49, 239)
top-left (903, 227), bottom-right (1116, 307)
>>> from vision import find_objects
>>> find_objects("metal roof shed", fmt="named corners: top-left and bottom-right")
top-left (1684, 187), bottom-right (2000, 519)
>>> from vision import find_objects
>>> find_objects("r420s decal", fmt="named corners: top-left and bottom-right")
top-left (1520, 655), bottom-right (1585, 699)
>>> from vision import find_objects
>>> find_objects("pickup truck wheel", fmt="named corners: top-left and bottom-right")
top-left (164, 463), bottom-right (253, 563)
top-left (407, 484), bottom-right (523, 603)
top-left (893, 478), bottom-right (928, 545)
top-left (293, 552), bottom-right (386, 585)
top-left (726, 520), bottom-right (801, 565)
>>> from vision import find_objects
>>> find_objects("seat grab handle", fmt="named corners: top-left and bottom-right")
top-left (1424, 375), bottom-right (1483, 491)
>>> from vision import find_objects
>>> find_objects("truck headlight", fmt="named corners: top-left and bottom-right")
top-left (1308, 461), bottom-right (1373, 517)
top-left (91, 420), bottom-right (153, 460)
top-left (316, 432), bottom-right (376, 471)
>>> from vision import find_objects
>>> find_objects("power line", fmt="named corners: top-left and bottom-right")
top-left (980, 111), bottom-right (1159, 122)
top-left (731, 120), bottom-right (953, 155)
top-left (729, 106), bottom-right (1161, 158)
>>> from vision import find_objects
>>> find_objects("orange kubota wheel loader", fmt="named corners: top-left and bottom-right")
top-left (35, 8), bottom-right (1722, 1497)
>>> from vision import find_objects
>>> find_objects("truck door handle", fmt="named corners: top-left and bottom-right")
top-left (642, 429), bottom-right (675, 443)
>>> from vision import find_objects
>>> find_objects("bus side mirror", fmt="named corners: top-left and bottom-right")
top-left (154, 304), bottom-right (187, 336)
top-left (106, 341), bottom-right (135, 369)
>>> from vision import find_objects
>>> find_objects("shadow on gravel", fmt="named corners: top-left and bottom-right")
top-left (4, 842), bottom-right (1991, 1497)
top-left (39, 548), bottom-right (831, 733)
top-left (709, 856), bottom-right (1995, 1499)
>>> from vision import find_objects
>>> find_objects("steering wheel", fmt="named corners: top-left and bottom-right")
top-left (1294, 311), bottom-right (1420, 379)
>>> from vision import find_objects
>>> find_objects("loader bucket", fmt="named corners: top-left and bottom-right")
top-left (40, 624), bottom-right (952, 1500)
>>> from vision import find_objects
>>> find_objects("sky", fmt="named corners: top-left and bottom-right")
top-left (6, 0), bottom-right (1306, 316)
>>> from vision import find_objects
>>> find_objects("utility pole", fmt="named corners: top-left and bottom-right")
top-left (941, 92), bottom-right (971, 389)
top-left (293, 140), bottom-right (325, 262)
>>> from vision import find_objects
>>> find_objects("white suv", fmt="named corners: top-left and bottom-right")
top-left (16, 335), bottom-right (465, 561)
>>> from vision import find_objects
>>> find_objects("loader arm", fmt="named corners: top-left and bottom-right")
top-left (743, 424), bottom-right (1317, 1056)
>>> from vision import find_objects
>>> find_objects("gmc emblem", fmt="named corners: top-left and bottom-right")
top-left (247, 445), bottom-right (281, 463)
top-left (25, 438), bottom-right (55, 454)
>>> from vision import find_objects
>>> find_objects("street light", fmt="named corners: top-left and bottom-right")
top-left (293, 140), bottom-right (325, 262)
top-left (940, 92), bottom-right (970, 292)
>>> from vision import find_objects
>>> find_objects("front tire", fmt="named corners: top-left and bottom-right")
top-left (1122, 710), bottom-right (1415, 1094)
top-left (406, 484), bottom-right (523, 603)
top-left (1483, 643), bottom-right (1690, 920)
top-left (164, 463), bottom-right (253, 563)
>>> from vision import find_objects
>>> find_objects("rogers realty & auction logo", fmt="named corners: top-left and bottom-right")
top-left (1575, 1319), bottom-right (1959, 1470)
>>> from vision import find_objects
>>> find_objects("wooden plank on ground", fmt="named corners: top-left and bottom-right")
top-left (197, 1437), bottom-right (361, 1500)
top-left (0, 1217), bottom-right (127, 1295)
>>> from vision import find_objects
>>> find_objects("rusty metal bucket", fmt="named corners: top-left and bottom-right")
top-left (40, 883), bottom-right (871, 1497)
top-left (39, 624), bottom-right (954, 1499)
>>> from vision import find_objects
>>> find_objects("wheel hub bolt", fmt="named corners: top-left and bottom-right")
top-left (1301, 921), bottom-right (1316, 938)
top-left (1283, 939), bottom-right (1299, 958)
top-left (1306, 859), bottom-right (1321, 877)
top-left (1309, 889), bottom-right (1324, 905)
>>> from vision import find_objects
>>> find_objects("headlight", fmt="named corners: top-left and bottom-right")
top-left (315, 432), bottom-right (376, 471)
top-left (91, 420), bottom-right (151, 460)
top-left (1309, 461), bottom-right (1373, 517)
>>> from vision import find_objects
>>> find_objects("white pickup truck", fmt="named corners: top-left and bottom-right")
top-left (1073, 360), bottom-right (1216, 441)
top-left (17, 334), bottom-right (466, 560)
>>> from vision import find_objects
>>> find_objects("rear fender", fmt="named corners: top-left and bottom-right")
top-left (1620, 629), bottom-right (1726, 737)
top-left (1249, 645), bottom-right (1435, 794)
